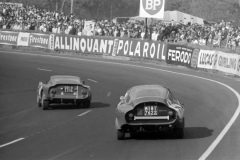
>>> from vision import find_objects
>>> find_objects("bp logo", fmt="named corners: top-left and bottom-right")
top-left (142, 0), bottom-right (164, 15)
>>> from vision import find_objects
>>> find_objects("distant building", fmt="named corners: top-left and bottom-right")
top-left (164, 10), bottom-right (205, 25)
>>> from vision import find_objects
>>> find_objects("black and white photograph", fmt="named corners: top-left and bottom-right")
top-left (0, 0), bottom-right (240, 159)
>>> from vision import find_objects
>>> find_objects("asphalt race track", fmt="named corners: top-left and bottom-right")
top-left (0, 51), bottom-right (240, 160)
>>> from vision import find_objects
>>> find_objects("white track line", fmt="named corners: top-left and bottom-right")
top-left (78, 110), bottom-right (92, 117)
top-left (0, 138), bottom-right (25, 148)
top-left (37, 68), bottom-right (52, 72)
top-left (87, 79), bottom-right (98, 83)
top-left (2, 51), bottom-right (240, 159)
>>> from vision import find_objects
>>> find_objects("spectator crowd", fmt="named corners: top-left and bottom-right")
top-left (0, 2), bottom-right (240, 50)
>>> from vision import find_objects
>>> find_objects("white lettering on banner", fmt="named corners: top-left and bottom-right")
top-left (143, 42), bottom-right (149, 58)
top-left (73, 38), bottom-right (79, 50)
top-left (150, 43), bottom-right (156, 58)
top-left (60, 37), bottom-right (64, 49)
top-left (197, 50), bottom-right (216, 69)
top-left (129, 41), bottom-right (134, 56)
top-left (93, 39), bottom-right (99, 52)
top-left (53, 36), bottom-right (164, 59)
top-left (0, 33), bottom-right (17, 41)
top-left (107, 40), bottom-right (114, 54)
top-left (80, 38), bottom-right (86, 52)
top-left (100, 40), bottom-right (108, 54)
top-left (168, 49), bottom-right (191, 64)
top-left (161, 44), bottom-right (165, 60)
top-left (65, 37), bottom-right (69, 50)
top-left (134, 42), bottom-right (141, 57)
top-left (29, 35), bottom-right (48, 45)
top-left (117, 40), bottom-right (123, 54)
top-left (146, 0), bottom-right (161, 10)
top-left (124, 41), bottom-right (129, 55)
top-left (87, 39), bottom-right (93, 52)
top-left (215, 51), bottom-right (239, 75)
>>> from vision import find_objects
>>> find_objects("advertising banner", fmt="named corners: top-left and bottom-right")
top-left (197, 50), bottom-right (216, 70)
top-left (53, 34), bottom-right (166, 60)
top-left (215, 51), bottom-right (240, 75)
top-left (82, 21), bottom-right (95, 36)
top-left (166, 44), bottom-right (194, 68)
top-left (139, 0), bottom-right (165, 19)
top-left (236, 56), bottom-right (240, 77)
top-left (190, 48), bottom-right (200, 68)
top-left (0, 31), bottom-right (18, 45)
top-left (115, 39), bottom-right (166, 60)
top-left (29, 33), bottom-right (51, 49)
top-left (17, 32), bottom-right (30, 46)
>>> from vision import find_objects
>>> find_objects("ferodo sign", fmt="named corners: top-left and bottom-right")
top-left (197, 50), bottom-right (216, 69)
top-left (53, 34), bottom-right (167, 60)
top-left (139, 0), bottom-right (165, 18)
top-left (166, 44), bottom-right (193, 68)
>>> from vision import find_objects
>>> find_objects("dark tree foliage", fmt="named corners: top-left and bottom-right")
top-left (2, 0), bottom-right (240, 25)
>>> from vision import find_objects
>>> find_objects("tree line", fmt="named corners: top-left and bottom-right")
top-left (3, 0), bottom-right (240, 25)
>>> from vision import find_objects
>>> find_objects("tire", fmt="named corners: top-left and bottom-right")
top-left (42, 100), bottom-right (49, 110)
top-left (83, 100), bottom-right (91, 108)
top-left (37, 97), bottom-right (41, 107)
top-left (174, 127), bottom-right (184, 139)
top-left (117, 129), bottom-right (125, 140)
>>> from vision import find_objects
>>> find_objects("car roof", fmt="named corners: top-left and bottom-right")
top-left (129, 85), bottom-right (169, 99)
top-left (50, 75), bottom-right (81, 85)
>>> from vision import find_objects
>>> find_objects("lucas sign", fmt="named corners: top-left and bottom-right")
top-left (139, 0), bottom-right (165, 18)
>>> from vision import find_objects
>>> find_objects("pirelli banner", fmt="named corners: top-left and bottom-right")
top-left (53, 34), bottom-right (167, 60)
top-left (166, 44), bottom-right (199, 68)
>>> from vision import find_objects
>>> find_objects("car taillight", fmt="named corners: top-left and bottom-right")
top-left (51, 89), bottom-right (56, 94)
top-left (168, 110), bottom-right (174, 117)
top-left (82, 90), bottom-right (87, 95)
top-left (126, 112), bottom-right (134, 122)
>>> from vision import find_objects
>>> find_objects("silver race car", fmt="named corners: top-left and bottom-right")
top-left (37, 75), bottom-right (91, 110)
top-left (115, 85), bottom-right (184, 140)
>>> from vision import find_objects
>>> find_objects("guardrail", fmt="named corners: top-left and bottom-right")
top-left (0, 30), bottom-right (239, 77)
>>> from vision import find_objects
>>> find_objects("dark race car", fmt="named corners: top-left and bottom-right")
top-left (37, 75), bottom-right (91, 110)
top-left (115, 85), bottom-right (185, 140)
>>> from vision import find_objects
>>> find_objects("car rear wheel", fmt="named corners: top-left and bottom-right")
top-left (83, 100), bottom-right (91, 108)
top-left (42, 100), bottom-right (49, 110)
top-left (174, 127), bottom-right (184, 139)
top-left (37, 97), bottom-right (41, 107)
top-left (117, 129), bottom-right (125, 140)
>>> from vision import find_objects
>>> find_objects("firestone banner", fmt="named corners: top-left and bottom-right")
top-left (0, 31), bottom-right (18, 45)
top-left (29, 33), bottom-right (51, 49)
top-left (139, 0), bottom-right (165, 19)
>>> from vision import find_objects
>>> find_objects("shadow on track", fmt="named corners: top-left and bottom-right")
top-left (123, 127), bottom-right (213, 140)
top-left (48, 102), bottom-right (110, 110)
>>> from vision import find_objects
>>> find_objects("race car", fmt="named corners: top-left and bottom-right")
top-left (115, 85), bottom-right (185, 140)
top-left (37, 75), bottom-right (91, 110)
